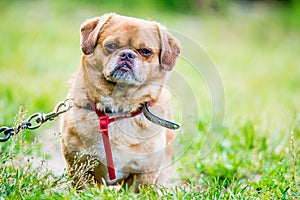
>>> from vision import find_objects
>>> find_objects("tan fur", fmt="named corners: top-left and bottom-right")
top-left (61, 13), bottom-right (180, 191)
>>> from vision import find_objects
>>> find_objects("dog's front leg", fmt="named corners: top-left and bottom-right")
top-left (133, 171), bottom-right (160, 192)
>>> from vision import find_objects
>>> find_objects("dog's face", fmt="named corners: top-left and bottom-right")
top-left (81, 14), bottom-right (180, 86)
top-left (101, 27), bottom-right (161, 86)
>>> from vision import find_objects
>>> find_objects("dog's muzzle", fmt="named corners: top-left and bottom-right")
top-left (115, 50), bottom-right (136, 72)
top-left (109, 50), bottom-right (142, 85)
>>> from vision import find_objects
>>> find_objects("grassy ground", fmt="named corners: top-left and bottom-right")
top-left (0, 1), bottom-right (299, 199)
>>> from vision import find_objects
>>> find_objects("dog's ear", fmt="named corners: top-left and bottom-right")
top-left (80, 14), bottom-right (114, 55)
top-left (157, 25), bottom-right (181, 71)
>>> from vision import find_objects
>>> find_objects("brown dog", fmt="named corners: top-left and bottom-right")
top-left (61, 13), bottom-right (180, 191)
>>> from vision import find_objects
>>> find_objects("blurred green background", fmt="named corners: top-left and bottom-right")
top-left (0, 0), bottom-right (299, 198)
top-left (0, 0), bottom-right (299, 126)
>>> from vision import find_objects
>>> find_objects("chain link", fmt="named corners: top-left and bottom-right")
top-left (0, 99), bottom-right (73, 142)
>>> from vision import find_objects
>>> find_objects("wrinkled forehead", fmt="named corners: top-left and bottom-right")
top-left (99, 17), bottom-right (160, 49)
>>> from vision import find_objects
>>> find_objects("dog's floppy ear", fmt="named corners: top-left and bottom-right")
top-left (80, 14), bottom-right (114, 55)
top-left (157, 25), bottom-right (181, 71)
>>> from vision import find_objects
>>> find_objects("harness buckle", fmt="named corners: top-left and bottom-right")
top-left (99, 116), bottom-right (109, 132)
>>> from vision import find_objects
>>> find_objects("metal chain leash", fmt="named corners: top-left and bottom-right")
top-left (0, 99), bottom-right (73, 142)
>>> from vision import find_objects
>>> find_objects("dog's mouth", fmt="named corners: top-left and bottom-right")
top-left (116, 61), bottom-right (134, 72)
top-left (106, 61), bottom-right (142, 86)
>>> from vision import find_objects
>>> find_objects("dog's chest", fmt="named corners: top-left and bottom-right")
top-left (97, 95), bottom-right (136, 114)
top-left (90, 117), bottom-right (166, 183)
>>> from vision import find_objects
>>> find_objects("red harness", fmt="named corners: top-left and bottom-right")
top-left (87, 96), bottom-right (144, 180)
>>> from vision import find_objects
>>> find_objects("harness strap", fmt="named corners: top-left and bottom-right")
top-left (87, 96), bottom-right (144, 180)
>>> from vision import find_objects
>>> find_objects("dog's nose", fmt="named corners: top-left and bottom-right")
top-left (119, 51), bottom-right (136, 61)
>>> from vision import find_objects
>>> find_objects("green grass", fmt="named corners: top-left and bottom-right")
top-left (1, 1), bottom-right (300, 199)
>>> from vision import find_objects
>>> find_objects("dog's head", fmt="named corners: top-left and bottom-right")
top-left (80, 13), bottom-right (180, 87)
top-left (79, 14), bottom-right (181, 112)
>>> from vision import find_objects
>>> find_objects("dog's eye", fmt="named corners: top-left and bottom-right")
top-left (105, 43), bottom-right (119, 52)
top-left (138, 48), bottom-right (153, 57)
